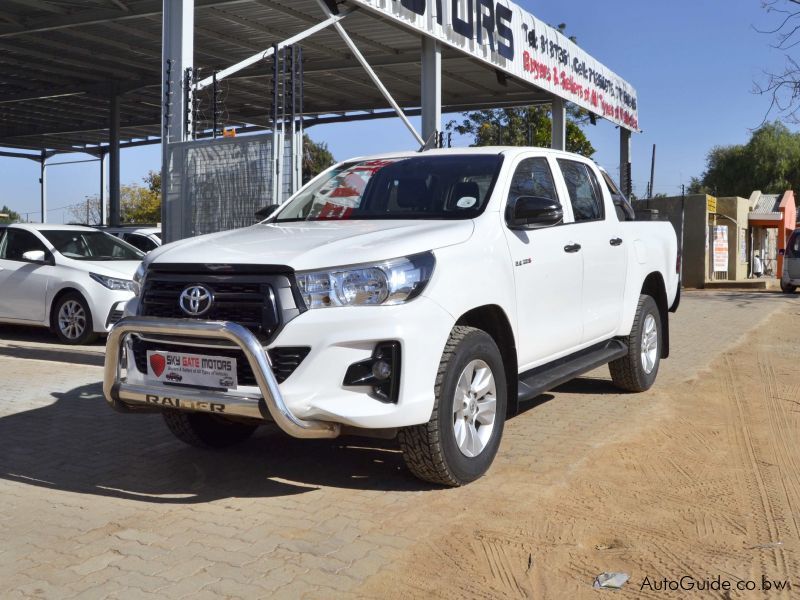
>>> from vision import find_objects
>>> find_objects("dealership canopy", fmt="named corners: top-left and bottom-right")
top-left (0, 0), bottom-right (638, 151)
top-left (0, 0), bottom-right (639, 226)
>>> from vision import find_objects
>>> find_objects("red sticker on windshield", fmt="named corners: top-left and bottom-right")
top-left (317, 203), bottom-right (354, 220)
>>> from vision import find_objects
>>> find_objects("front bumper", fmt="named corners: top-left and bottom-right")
top-left (106, 296), bottom-right (456, 431)
top-left (103, 317), bottom-right (340, 439)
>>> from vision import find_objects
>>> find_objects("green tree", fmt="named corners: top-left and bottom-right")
top-left (68, 170), bottom-right (161, 225)
top-left (121, 170), bottom-right (161, 223)
top-left (303, 134), bottom-right (334, 183)
top-left (447, 104), bottom-right (596, 157)
top-left (0, 205), bottom-right (20, 224)
top-left (690, 122), bottom-right (800, 196)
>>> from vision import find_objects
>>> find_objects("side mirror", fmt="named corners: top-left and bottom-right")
top-left (778, 248), bottom-right (786, 257)
top-left (255, 204), bottom-right (280, 220)
top-left (506, 196), bottom-right (563, 230)
top-left (22, 250), bottom-right (47, 263)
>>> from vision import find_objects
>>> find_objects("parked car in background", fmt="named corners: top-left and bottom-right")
top-left (98, 226), bottom-right (162, 253)
top-left (0, 224), bottom-right (143, 344)
top-left (781, 228), bottom-right (800, 293)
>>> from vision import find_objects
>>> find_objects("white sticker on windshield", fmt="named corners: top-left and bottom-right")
top-left (456, 196), bottom-right (477, 209)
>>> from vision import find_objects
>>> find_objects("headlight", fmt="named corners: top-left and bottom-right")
top-left (133, 262), bottom-right (146, 284)
top-left (90, 272), bottom-right (139, 294)
top-left (133, 263), bottom-right (147, 295)
top-left (297, 252), bottom-right (435, 309)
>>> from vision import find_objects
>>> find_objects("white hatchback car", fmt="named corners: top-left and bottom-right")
top-left (0, 224), bottom-right (143, 344)
top-left (100, 226), bottom-right (162, 253)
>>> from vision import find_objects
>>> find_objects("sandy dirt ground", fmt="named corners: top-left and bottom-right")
top-left (1, 291), bottom-right (798, 599)
top-left (359, 299), bottom-right (800, 599)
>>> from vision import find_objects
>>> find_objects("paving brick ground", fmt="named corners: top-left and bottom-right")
top-left (0, 290), bottom-right (796, 599)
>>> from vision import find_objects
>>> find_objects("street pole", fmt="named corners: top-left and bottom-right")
top-left (649, 144), bottom-right (656, 198)
top-left (680, 184), bottom-right (686, 283)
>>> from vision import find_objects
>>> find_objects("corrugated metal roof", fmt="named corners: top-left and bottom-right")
top-left (752, 194), bottom-right (782, 215)
top-left (0, 0), bottom-right (556, 153)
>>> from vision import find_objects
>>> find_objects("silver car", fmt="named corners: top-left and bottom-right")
top-left (781, 228), bottom-right (800, 294)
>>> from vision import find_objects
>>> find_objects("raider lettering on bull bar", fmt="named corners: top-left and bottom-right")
top-left (145, 394), bottom-right (226, 413)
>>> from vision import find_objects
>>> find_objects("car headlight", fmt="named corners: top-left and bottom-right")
top-left (297, 252), bottom-right (435, 309)
top-left (132, 263), bottom-right (147, 295)
top-left (90, 272), bottom-right (139, 294)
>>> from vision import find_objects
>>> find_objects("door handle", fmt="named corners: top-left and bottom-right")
top-left (563, 243), bottom-right (582, 253)
top-left (610, 237), bottom-right (623, 246)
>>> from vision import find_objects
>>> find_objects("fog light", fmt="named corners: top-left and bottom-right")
top-left (343, 341), bottom-right (401, 403)
top-left (372, 360), bottom-right (391, 380)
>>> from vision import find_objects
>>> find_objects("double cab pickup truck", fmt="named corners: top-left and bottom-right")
top-left (104, 147), bottom-right (680, 486)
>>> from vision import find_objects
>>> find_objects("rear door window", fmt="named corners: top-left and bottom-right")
top-left (124, 233), bottom-right (158, 252)
top-left (557, 160), bottom-right (605, 222)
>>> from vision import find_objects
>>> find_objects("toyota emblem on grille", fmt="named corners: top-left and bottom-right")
top-left (179, 285), bottom-right (213, 316)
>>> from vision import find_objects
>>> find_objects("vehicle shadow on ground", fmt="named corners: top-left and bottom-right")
top-left (0, 376), bottom-right (620, 504)
top-left (0, 344), bottom-right (104, 367)
top-left (0, 324), bottom-right (105, 346)
top-left (553, 377), bottom-right (620, 395)
top-left (0, 381), bottom-right (434, 504)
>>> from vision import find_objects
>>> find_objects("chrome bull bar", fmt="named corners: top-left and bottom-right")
top-left (103, 316), bottom-right (341, 439)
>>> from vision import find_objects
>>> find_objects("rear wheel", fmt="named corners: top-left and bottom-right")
top-left (781, 281), bottom-right (797, 294)
top-left (398, 326), bottom-right (507, 486)
top-left (52, 292), bottom-right (98, 345)
top-left (609, 295), bottom-right (661, 392)
top-left (162, 410), bottom-right (258, 448)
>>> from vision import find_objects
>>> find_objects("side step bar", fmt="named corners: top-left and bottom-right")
top-left (517, 339), bottom-right (628, 402)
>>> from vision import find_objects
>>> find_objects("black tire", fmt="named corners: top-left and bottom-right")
top-left (609, 294), bottom-right (661, 392)
top-left (781, 281), bottom-right (797, 294)
top-left (51, 292), bottom-right (98, 345)
top-left (398, 326), bottom-right (507, 487)
top-left (162, 410), bottom-right (257, 449)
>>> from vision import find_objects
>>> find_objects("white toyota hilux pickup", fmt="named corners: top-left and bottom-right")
top-left (104, 147), bottom-right (680, 486)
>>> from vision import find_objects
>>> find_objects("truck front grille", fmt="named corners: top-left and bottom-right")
top-left (139, 266), bottom-right (302, 342)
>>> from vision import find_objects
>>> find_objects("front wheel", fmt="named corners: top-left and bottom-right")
top-left (609, 294), bottom-right (661, 392)
top-left (398, 326), bottom-right (507, 487)
top-left (162, 410), bottom-right (258, 448)
top-left (52, 292), bottom-right (98, 345)
top-left (781, 281), bottom-right (797, 294)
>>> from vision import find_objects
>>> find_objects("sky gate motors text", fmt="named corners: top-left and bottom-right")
top-left (166, 354), bottom-right (234, 371)
top-left (392, 0), bottom-right (514, 60)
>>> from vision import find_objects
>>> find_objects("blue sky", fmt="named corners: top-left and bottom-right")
top-left (0, 0), bottom-right (792, 223)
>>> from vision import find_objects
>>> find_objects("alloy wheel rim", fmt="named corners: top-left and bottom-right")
top-left (58, 300), bottom-right (86, 340)
top-left (640, 313), bottom-right (658, 374)
top-left (452, 359), bottom-right (497, 458)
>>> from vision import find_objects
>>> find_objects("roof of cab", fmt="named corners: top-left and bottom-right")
top-left (342, 146), bottom-right (593, 163)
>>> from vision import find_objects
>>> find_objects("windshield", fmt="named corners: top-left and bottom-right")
top-left (41, 230), bottom-right (144, 261)
top-left (274, 155), bottom-right (504, 222)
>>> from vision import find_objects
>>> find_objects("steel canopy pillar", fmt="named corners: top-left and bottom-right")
top-left (551, 97), bottom-right (566, 151)
top-left (99, 150), bottom-right (107, 225)
top-left (39, 150), bottom-right (47, 223)
top-left (421, 36), bottom-right (441, 144)
top-left (620, 128), bottom-right (632, 197)
top-left (109, 93), bottom-right (121, 226)
top-left (161, 0), bottom-right (194, 242)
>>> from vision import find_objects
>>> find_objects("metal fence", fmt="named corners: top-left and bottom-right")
top-left (163, 131), bottom-right (301, 242)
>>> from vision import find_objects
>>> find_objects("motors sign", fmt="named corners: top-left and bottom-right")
top-left (350, 0), bottom-right (639, 131)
